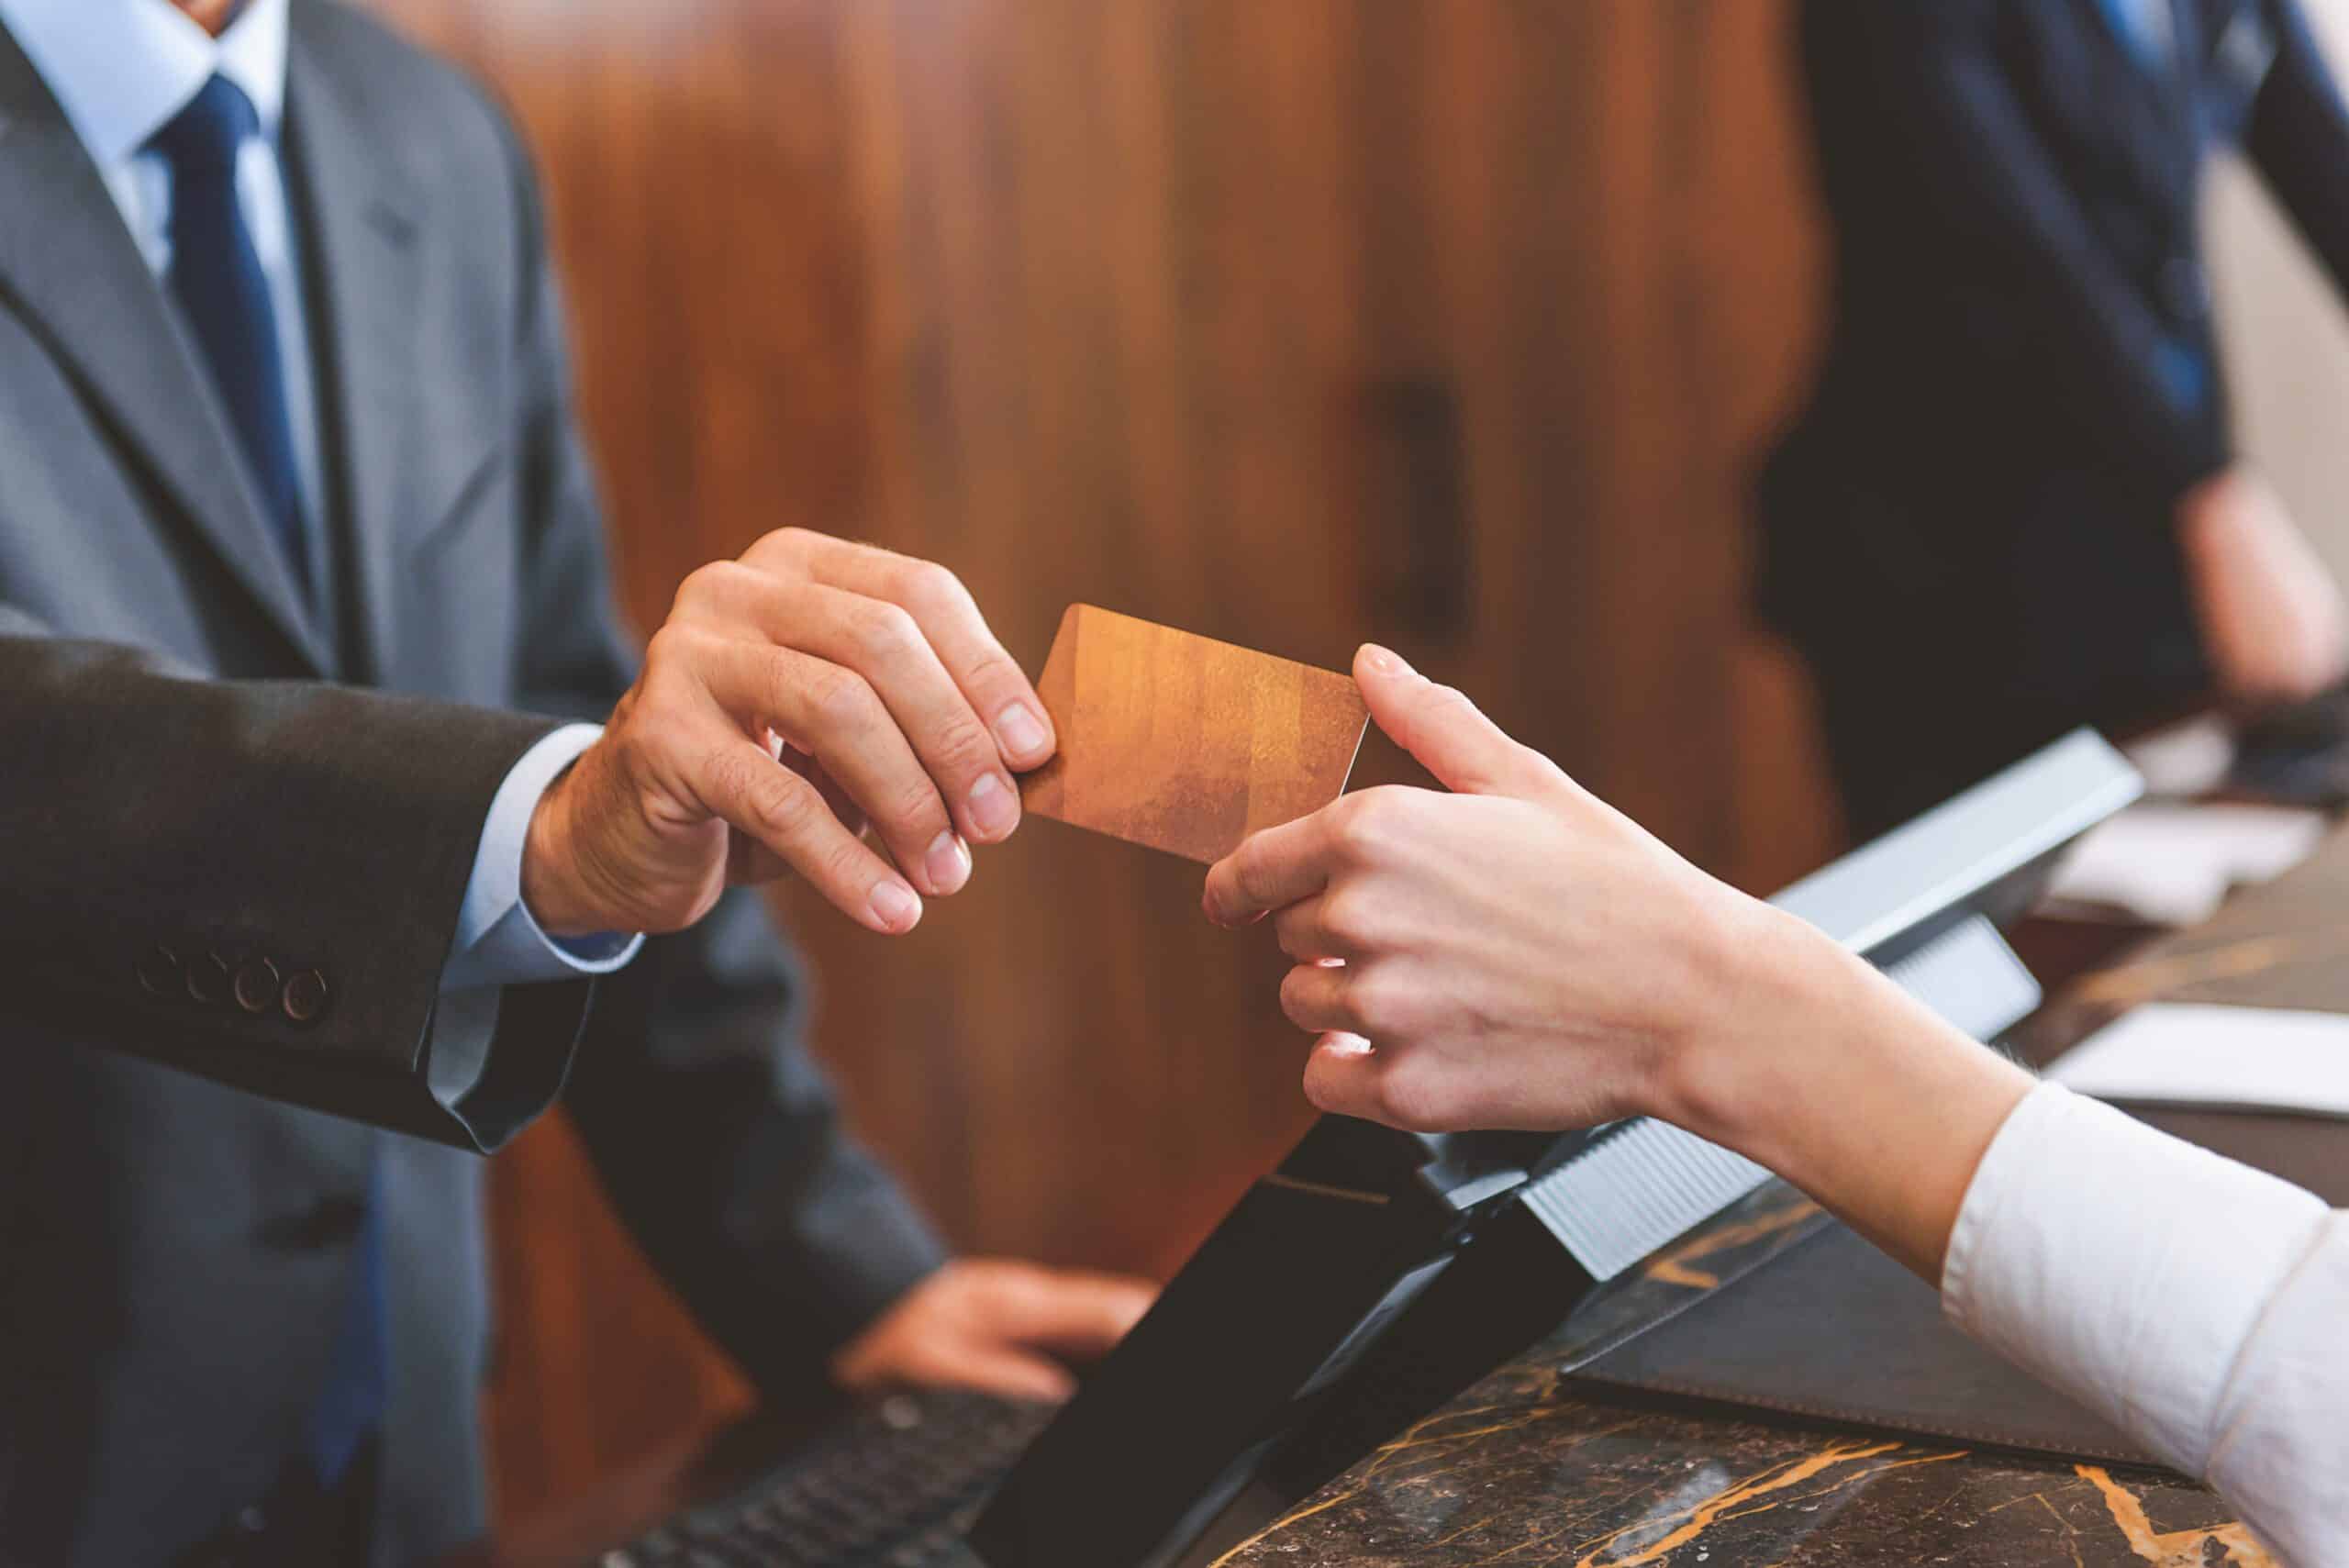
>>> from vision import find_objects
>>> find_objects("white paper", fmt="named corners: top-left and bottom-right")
top-left (2121, 714), bottom-right (2238, 799)
top-left (2049, 1003), bottom-right (2349, 1119)
top-left (2042, 803), bottom-right (2325, 927)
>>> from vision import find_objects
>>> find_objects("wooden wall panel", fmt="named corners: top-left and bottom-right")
top-left (357, 0), bottom-right (1832, 1523)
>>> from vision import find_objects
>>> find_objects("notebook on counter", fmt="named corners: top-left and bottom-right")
top-left (1570, 1096), bottom-right (2349, 1467)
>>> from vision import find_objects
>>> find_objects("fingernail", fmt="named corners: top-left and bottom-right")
top-left (1361, 644), bottom-right (1410, 677)
top-left (868, 879), bottom-right (922, 932)
top-left (994, 704), bottom-right (1051, 764)
top-left (968, 772), bottom-right (1019, 839)
top-left (924, 830), bottom-right (972, 895)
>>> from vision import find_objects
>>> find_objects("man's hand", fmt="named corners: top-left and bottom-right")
top-left (523, 530), bottom-right (1058, 938)
top-left (2179, 465), bottom-right (2349, 708)
top-left (829, 1259), bottom-right (1155, 1404)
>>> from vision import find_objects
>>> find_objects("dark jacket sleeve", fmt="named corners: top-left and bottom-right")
top-left (2247, 0), bottom-right (2349, 303)
top-left (0, 605), bottom-right (591, 1151)
top-left (1828, 0), bottom-right (2232, 503)
top-left (490, 107), bottom-right (949, 1396)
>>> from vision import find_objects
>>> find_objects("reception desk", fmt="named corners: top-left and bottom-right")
top-left (464, 819), bottom-right (2349, 1568)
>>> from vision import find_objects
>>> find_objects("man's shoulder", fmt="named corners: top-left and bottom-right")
top-left (290, 1), bottom-right (528, 192)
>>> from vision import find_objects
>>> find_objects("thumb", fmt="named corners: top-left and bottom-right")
top-left (1354, 645), bottom-right (1556, 798)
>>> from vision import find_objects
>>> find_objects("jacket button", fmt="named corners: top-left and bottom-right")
top-left (136, 945), bottom-right (183, 998)
top-left (184, 951), bottom-right (232, 1006)
top-left (282, 968), bottom-right (329, 1026)
top-left (232, 957), bottom-right (282, 1015)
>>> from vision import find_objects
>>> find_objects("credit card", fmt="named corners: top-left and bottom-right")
top-left (1021, 605), bottom-right (1369, 863)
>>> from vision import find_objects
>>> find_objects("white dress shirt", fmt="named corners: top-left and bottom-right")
top-left (1, 0), bottom-right (641, 987)
top-left (1945, 1082), bottom-right (2349, 1564)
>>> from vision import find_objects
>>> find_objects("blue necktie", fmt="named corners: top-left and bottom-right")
top-left (149, 74), bottom-right (309, 590)
top-left (152, 75), bottom-right (383, 1489)
top-left (2098, 0), bottom-right (2176, 73)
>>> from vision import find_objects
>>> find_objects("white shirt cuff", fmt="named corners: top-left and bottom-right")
top-left (1941, 1080), bottom-right (2328, 1476)
top-left (441, 723), bottom-right (645, 991)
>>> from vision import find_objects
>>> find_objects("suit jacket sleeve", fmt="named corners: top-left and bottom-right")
top-left (2248, 0), bottom-right (2349, 305)
top-left (1834, 0), bottom-right (2232, 505)
top-left (0, 605), bottom-right (593, 1151)
top-left (489, 106), bottom-right (950, 1396)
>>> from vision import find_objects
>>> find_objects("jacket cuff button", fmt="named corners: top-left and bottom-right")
top-left (282, 968), bottom-right (329, 1026)
top-left (233, 957), bottom-right (282, 1015)
top-left (136, 945), bottom-right (183, 998)
top-left (184, 951), bottom-right (232, 1007)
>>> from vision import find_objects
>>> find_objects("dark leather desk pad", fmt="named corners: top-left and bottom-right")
top-left (1573, 1103), bottom-right (2349, 1468)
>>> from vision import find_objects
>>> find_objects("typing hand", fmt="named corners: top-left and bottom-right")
top-left (523, 530), bottom-right (1056, 937)
top-left (829, 1259), bottom-right (1155, 1404)
top-left (2179, 465), bottom-right (2349, 709)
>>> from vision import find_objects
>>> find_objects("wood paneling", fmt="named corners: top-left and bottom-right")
top-left (355, 0), bottom-right (1834, 1523)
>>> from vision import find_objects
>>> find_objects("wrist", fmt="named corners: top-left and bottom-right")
top-left (1646, 898), bottom-right (1859, 1161)
top-left (521, 762), bottom-right (611, 938)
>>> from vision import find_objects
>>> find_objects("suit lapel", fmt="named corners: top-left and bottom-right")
top-left (283, 17), bottom-right (428, 686)
top-left (0, 29), bottom-right (329, 674)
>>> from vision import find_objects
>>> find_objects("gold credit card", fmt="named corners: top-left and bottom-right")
top-left (1020, 605), bottom-right (1369, 863)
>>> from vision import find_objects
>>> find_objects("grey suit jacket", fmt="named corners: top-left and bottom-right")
top-left (0, 6), bottom-right (945, 1562)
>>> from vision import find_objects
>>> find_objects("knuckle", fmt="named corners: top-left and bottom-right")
top-left (958, 646), bottom-right (1020, 694)
top-left (882, 776), bottom-right (949, 836)
top-left (696, 743), bottom-right (759, 809)
top-left (643, 622), bottom-right (693, 675)
top-left (898, 559), bottom-right (971, 614)
top-left (671, 564), bottom-right (717, 617)
top-left (1373, 1061), bottom-right (1454, 1135)
top-left (1317, 886), bottom-right (1380, 949)
top-left (1237, 838), bottom-right (1284, 902)
top-left (746, 763), bottom-right (823, 837)
top-left (802, 664), bottom-right (880, 732)
top-left (1426, 680), bottom-right (1477, 717)
top-left (818, 833), bottom-right (875, 890)
top-left (929, 715), bottom-right (997, 776)
top-left (1334, 788), bottom-right (1408, 858)
top-left (1347, 969), bottom-right (1417, 1036)
top-left (853, 600), bottom-right (923, 663)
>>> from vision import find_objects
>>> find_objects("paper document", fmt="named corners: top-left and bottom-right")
top-left (2049, 1003), bottom-right (2349, 1119)
top-left (2042, 803), bottom-right (2324, 927)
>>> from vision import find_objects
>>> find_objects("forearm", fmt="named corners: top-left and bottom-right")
top-left (0, 628), bottom-right (588, 1147)
top-left (1657, 901), bottom-right (2034, 1281)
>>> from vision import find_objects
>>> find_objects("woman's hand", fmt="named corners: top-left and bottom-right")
top-left (1202, 645), bottom-right (1777, 1136)
top-left (1203, 646), bottom-right (2032, 1281)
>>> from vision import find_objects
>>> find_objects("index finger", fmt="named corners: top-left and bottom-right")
top-left (753, 530), bottom-right (1058, 773)
top-left (1203, 808), bottom-right (1339, 928)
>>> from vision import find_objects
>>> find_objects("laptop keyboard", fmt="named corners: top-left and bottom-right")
top-left (598, 1391), bottom-right (1052, 1568)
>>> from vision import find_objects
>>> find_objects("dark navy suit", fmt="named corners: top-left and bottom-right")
top-left (1757, 0), bottom-right (2349, 835)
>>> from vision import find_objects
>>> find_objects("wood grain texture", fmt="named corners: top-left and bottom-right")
top-left (350, 0), bottom-right (1836, 1525)
top-left (1021, 606), bottom-right (1368, 864)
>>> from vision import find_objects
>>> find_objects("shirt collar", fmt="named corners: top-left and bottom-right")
top-left (0, 0), bottom-right (290, 166)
